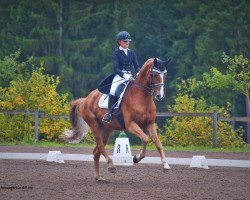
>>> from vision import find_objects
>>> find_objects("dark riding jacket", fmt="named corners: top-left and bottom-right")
top-left (98, 48), bottom-right (140, 94)
top-left (112, 48), bottom-right (140, 77)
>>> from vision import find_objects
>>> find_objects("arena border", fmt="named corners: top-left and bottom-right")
top-left (0, 151), bottom-right (250, 169)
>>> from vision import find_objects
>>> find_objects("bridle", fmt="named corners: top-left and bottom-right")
top-left (132, 65), bottom-right (167, 99)
top-left (150, 67), bottom-right (167, 89)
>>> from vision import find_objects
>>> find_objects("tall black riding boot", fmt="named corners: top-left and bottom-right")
top-left (102, 95), bottom-right (117, 123)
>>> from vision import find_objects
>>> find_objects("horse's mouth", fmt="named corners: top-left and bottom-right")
top-left (154, 93), bottom-right (165, 101)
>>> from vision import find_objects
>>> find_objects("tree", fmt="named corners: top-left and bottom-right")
top-left (0, 0), bottom-right (249, 118)
top-left (0, 50), bottom-right (29, 87)
top-left (170, 0), bottom-right (250, 80)
top-left (203, 53), bottom-right (250, 143)
top-left (63, 0), bottom-right (115, 96)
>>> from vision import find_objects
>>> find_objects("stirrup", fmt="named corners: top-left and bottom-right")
top-left (102, 113), bottom-right (112, 123)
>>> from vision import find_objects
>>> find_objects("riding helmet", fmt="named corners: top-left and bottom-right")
top-left (117, 31), bottom-right (132, 43)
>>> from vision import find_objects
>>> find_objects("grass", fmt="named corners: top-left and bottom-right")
top-left (0, 140), bottom-right (250, 153)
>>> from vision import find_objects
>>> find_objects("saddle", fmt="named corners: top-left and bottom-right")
top-left (98, 81), bottom-right (130, 129)
top-left (98, 81), bottom-right (129, 109)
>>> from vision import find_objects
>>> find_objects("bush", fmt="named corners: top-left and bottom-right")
top-left (0, 54), bottom-right (70, 142)
top-left (162, 94), bottom-right (245, 147)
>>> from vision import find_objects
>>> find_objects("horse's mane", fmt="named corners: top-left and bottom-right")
top-left (142, 58), bottom-right (154, 69)
top-left (139, 58), bottom-right (154, 77)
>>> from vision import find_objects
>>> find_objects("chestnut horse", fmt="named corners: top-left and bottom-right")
top-left (62, 58), bottom-right (171, 182)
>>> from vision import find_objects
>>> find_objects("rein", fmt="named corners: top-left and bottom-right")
top-left (131, 81), bottom-right (154, 95)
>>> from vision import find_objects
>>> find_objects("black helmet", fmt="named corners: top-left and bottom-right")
top-left (117, 31), bottom-right (132, 42)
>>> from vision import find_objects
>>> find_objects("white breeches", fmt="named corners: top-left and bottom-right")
top-left (109, 74), bottom-right (126, 96)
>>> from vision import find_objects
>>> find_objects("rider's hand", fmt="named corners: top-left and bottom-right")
top-left (123, 73), bottom-right (133, 80)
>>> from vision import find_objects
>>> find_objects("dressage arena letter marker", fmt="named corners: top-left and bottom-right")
top-left (113, 137), bottom-right (133, 166)
top-left (117, 144), bottom-right (120, 153)
top-left (46, 151), bottom-right (64, 163)
top-left (190, 156), bottom-right (208, 169)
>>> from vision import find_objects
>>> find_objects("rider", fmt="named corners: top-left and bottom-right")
top-left (102, 31), bottom-right (140, 123)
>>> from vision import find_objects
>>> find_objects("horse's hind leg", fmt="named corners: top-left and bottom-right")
top-left (93, 146), bottom-right (102, 181)
top-left (99, 129), bottom-right (116, 173)
top-left (92, 128), bottom-right (116, 181)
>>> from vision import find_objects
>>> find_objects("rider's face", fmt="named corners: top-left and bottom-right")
top-left (119, 40), bottom-right (130, 48)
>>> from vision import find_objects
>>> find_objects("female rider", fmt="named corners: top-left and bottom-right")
top-left (102, 31), bottom-right (140, 123)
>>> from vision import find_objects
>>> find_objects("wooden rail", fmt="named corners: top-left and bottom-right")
top-left (1, 109), bottom-right (250, 147)
top-left (0, 108), bottom-right (68, 142)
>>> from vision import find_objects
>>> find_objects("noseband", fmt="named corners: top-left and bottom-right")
top-left (150, 67), bottom-right (167, 88)
top-left (132, 66), bottom-right (167, 97)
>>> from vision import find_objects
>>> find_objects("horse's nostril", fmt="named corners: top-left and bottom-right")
top-left (154, 94), bottom-right (161, 101)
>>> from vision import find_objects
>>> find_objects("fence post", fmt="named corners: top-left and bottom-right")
top-left (212, 110), bottom-right (218, 147)
top-left (34, 107), bottom-right (39, 142)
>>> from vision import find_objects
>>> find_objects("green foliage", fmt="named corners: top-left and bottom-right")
top-left (0, 50), bottom-right (31, 87)
top-left (83, 130), bottom-right (95, 144)
top-left (0, 1), bottom-right (249, 142)
top-left (203, 53), bottom-right (250, 97)
top-left (162, 81), bottom-right (245, 147)
top-left (1, 0), bottom-right (249, 102)
top-left (202, 54), bottom-right (250, 143)
top-left (0, 54), bottom-right (70, 142)
top-left (171, 1), bottom-right (250, 79)
top-left (118, 131), bottom-right (127, 138)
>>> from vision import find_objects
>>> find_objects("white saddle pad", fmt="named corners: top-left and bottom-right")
top-left (98, 94), bottom-right (109, 109)
top-left (98, 82), bottom-right (129, 109)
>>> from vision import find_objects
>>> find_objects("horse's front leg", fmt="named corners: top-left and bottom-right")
top-left (147, 123), bottom-right (171, 171)
top-left (126, 121), bottom-right (148, 163)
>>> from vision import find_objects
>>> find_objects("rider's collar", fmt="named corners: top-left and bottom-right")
top-left (119, 46), bottom-right (128, 51)
top-left (119, 46), bottom-right (129, 55)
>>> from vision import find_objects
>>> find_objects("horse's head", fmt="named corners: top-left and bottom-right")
top-left (136, 58), bottom-right (171, 101)
top-left (150, 58), bottom-right (171, 101)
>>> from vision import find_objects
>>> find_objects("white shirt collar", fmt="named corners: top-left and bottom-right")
top-left (119, 46), bottom-right (128, 55)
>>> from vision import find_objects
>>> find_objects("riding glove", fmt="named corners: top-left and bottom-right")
top-left (123, 73), bottom-right (133, 81)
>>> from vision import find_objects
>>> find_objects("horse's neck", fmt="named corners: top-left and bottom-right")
top-left (131, 66), bottom-right (151, 95)
top-left (127, 62), bottom-right (155, 105)
top-left (127, 80), bottom-right (154, 107)
top-left (131, 84), bottom-right (152, 98)
top-left (122, 62), bottom-right (157, 117)
top-left (136, 67), bottom-right (149, 86)
top-left (124, 83), bottom-right (155, 118)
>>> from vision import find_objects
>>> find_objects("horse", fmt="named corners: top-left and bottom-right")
top-left (62, 58), bottom-right (171, 182)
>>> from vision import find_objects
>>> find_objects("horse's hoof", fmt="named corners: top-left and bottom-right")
top-left (133, 155), bottom-right (140, 163)
top-left (108, 166), bottom-right (117, 173)
top-left (95, 176), bottom-right (110, 183)
top-left (163, 162), bottom-right (171, 173)
top-left (163, 167), bottom-right (171, 173)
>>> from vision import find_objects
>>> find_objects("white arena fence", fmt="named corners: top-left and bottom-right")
top-left (1, 151), bottom-right (250, 169)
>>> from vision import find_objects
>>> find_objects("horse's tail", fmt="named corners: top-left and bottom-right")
top-left (62, 98), bottom-right (90, 143)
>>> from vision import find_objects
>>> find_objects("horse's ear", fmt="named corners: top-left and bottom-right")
top-left (164, 58), bottom-right (171, 67)
top-left (154, 58), bottom-right (158, 66)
